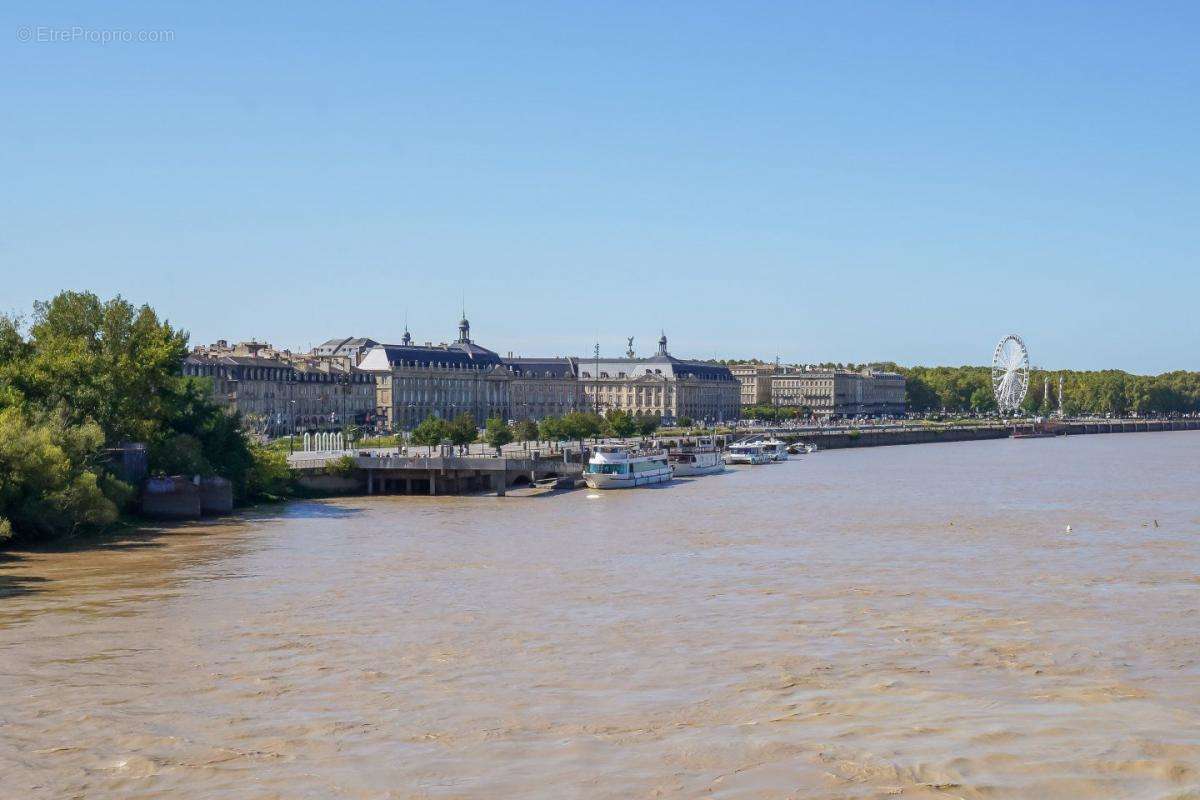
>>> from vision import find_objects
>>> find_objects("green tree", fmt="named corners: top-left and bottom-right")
top-left (561, 411), bottom-right (603, 451)
top-left (150, 432), bottom-right (210, 477)
top-left (635, 413), bottom-right (661, 436)
top-left (410, 415), bottom-right (447, 447)
top-left (904, 372), bottom-right (939, 412)
top-left (484, 417), bottom-right (514, 454)
top-left (606, 409), bottom-right (638, 438)
top-left (245, 444), bottom-right (294, 499)
top-left (969, 385), bottom-right (996, 412)
top-left (159, 379), bottom-right (256, 498)
top-left (538, 416), bottom-right (566, 444)
top-left (742, 405), bottom-right (789, 422)
top-left (0, 291), bottom-right (309, 540)
top-left (15, 291), bottom-right (190, 446)
top-left (0, 407), bottom-right (126, 541)
top-left (513, 419), bottom-right (540, 442)
top-left (1, 292), bottom-right (258, 498)
top-left (677, 416), bottom-right (694, 428)
top-left (447, 412), bottom-right (478, 447)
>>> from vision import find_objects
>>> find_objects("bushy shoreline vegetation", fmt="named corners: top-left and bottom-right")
top-left (1, 292), bottom-right (290, 545)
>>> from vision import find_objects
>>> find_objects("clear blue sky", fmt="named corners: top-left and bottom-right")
top-left (3, 2), bottom-right (1197, 372)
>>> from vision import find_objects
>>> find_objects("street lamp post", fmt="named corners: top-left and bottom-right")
top-left (339, 372), bottom-right (351, 438)
top-left (593, 342), bottom-right (600, 415)
top-left (287, 370), bottom-right (298, 454)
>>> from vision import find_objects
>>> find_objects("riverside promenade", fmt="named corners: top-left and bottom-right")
top-left (285, 418), bottom-right (1199, 497)
top-left (735, 417), bottom-right (1200, 450)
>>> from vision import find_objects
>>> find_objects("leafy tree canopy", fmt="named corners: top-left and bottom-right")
top-left (538, 416), bottom-right (566, 442)
top-left (606, 409), bottom-right (639, 438)
top-left (513, 419), bottom-right (540, 442)
top-left (411, 415), bottom-right (448, 447)
top-left (446, 413), bottom-right (478, 446)
top-left (0, 291), bottom-right (290, 542)
top-left (484, 417), bottom-right (514, 453)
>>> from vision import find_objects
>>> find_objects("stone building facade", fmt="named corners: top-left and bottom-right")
top-left (505, 358), bottom-right (585, 421)
top-left (576, 335), bottom-right (740, 423)
top-left (360, 321), bottom-right (738, 429)
top-left (359, 320), bottom-right (517, 430)
top-left (769, 368), bottom-right (906, 418)
top-left (183, 345), bottom-right (376, 435)
top-left (730, 363), bottom-right (781, 407)
top-left (359, 318), bottom-right (588, 429)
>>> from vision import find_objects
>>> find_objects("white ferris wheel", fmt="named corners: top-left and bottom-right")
top-left (992, 334), bottom-right (1030, 415)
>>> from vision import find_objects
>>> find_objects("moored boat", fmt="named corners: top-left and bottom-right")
top-left (760, 438), bottom-right (789, 461)
top-left (724, 442), bottom-right (772, 465)
top-left (584, 444), bottom-right (673, 489)
top-left (668, 437), bottom-right (725, 477)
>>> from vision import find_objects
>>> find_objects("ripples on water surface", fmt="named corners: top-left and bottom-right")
top-left (2, 433), bottom-right (1199, 799)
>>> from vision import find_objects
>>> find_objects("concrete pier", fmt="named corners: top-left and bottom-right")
top-left (290, 453), bottom-right (582, 497)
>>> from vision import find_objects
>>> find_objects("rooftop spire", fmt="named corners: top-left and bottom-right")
top-left (457, 310), bottom-right (470, 343)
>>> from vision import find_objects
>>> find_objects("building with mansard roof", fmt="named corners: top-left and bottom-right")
top-left (360, 321), bottom-right (739, 429)
top-left (359, 316), bottom-right (584, 429)
top-left (575, 334), bottom-right (740, 423)
top-left (310, 336), bottom-right (381, 364)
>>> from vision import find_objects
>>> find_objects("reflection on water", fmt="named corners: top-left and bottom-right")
top-left (2, 432), bottom-right (1199, 799)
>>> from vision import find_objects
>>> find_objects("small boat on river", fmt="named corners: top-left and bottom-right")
top-left (584, 444), bottom-right (673, 489)
top-left (760, 438), bottom-right (790, 461)
top-left (668, 437), bottom-right (724, 477)
top-left (724, 442), bottom-right (772, 465)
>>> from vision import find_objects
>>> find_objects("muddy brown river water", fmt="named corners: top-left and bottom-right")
top-left (2, 432), bottom-right (1199, 799)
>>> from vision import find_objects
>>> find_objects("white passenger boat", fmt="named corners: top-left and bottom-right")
top-left (724, 442), bottom-right (772, 465)
top-left (583, 444), bottom-right (673, 489)
top-left (668, 437), bottom-right (725, 477)
top-left (760, 438), bottom-right (790, 461)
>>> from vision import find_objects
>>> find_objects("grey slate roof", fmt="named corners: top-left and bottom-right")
top-left (360, 343), bottom-right (503, 371)
top-left (503, 357), bottom-right (578, 379)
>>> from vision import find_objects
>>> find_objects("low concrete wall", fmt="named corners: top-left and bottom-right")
top-left (141, 477), bottom-right (201, 519)
top-left (788, 426), bottom-right (1010, 450)
top-left (296, 474), bottom-right (364, 494)
top-left (763, 419), bottom-right (1199, 451)
top-left (199, 477), bottom-right (234, 515)
top-left (1060, 419), bottom-right (1199, 435)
